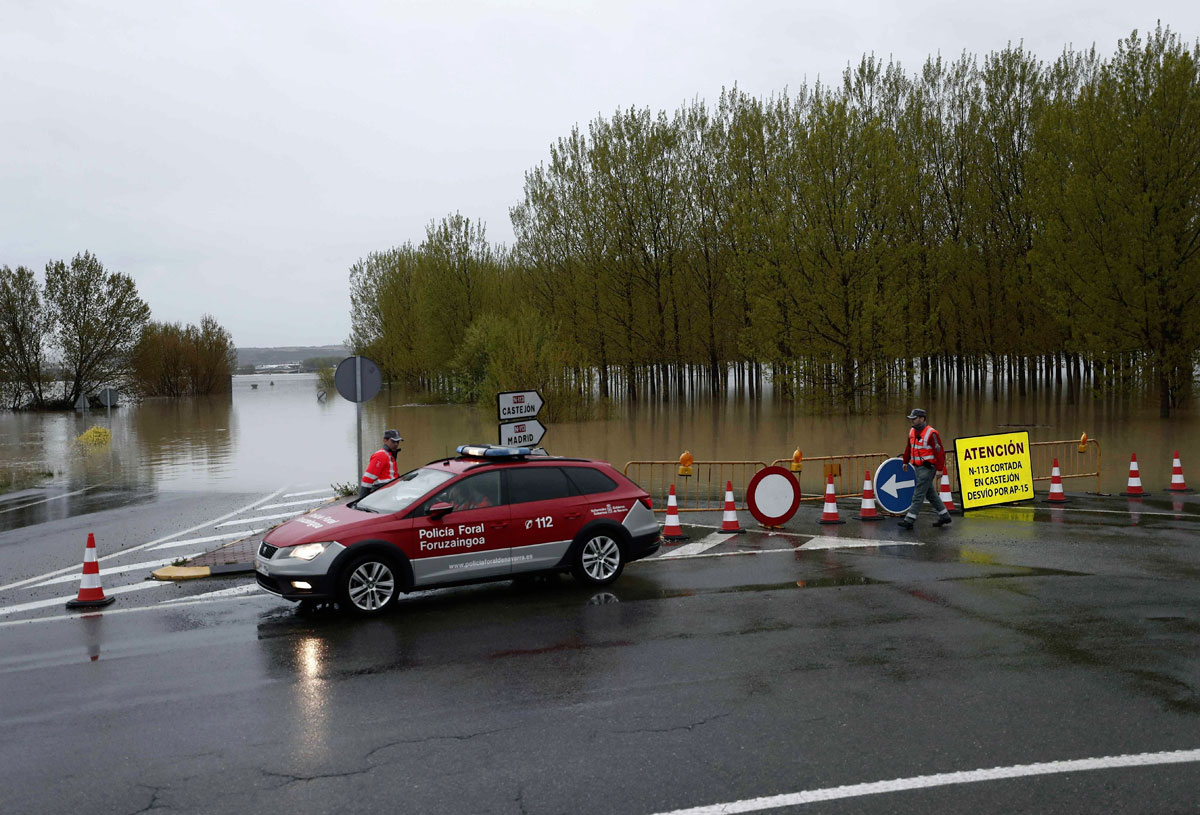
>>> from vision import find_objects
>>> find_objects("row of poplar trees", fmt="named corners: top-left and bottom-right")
top-left (350, 27), bottom-right (1200, 417)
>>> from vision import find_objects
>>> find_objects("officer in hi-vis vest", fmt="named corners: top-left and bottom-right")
top-left (898, 409), bottom-right (952, 529)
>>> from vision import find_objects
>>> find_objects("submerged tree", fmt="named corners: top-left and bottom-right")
top-left (0, 265), bottom-right (52, 409)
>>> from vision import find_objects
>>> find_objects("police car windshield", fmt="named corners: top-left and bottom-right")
top-left (357, 467), bottom-right (454, 514)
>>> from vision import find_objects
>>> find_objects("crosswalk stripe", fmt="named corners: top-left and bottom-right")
top-left (149, 530), bottom-right (264, 550)
top-left (215, 511), bottom-right (303, 527)
top-left (283, 488), bottom-right (335, 498)
top-left (258, 498), bottom-right (334, 510)
top-left (29, 554), bottom-right (202, 587)
top-left (0, 581), bottom-right (173, 616)
top-left (657, 532), bottom-right (736, 558)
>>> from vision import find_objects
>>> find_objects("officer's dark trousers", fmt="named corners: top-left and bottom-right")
top-left (905, 463), bottom-right (949, 521)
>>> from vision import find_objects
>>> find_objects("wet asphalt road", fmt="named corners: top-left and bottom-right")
top-left (1, 492), bottom-right (1199, 814)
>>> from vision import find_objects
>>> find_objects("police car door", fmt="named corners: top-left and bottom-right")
top-left (408, 471), bottom-right (511, 585)
top-left (504, 466), bottom-right (586, 574)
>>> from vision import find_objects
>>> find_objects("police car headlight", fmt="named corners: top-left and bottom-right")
top-left (286, 542), bottom-right (333, 561)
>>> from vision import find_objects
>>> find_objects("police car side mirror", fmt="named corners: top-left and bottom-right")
top-left (429, 502), bottom-right (454, 520)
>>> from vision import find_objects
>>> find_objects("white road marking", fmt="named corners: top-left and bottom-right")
top-left (215, 511), bottom-right (305, 527)
top-left (0, 483), bottom-right (106, 515)
top-left (283, 488), bottom-right (334, 498)
top-left (651, 748), bottom-right (1200, 815)
top-left (149, 530), bottom-right (265, 550)
top-left (658, 532), bottom-right (735, 558)
top-left (801, 536), bottom-right (921, 550)
top-left (29, 554), bottom-right (202, 587)
top-left (0, 581), bottom-right (174, 616)
top-left (159, 584), bottom-right (260, 603)
top-left (257, 497), bottom-right (334, 510)
top-left (0, 590), bottom-right (274, 628)
top-left (0, 487), bottom-right (286, 593)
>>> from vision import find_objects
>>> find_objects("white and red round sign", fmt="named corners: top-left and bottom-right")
top-left (746, 466), bottom-right (801, 526)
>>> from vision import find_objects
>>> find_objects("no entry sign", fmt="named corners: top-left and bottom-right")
top-left (746, 466), bottom-right (801, 526)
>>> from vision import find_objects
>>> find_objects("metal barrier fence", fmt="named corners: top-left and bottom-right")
top-left (622, 461), bottom-right (768, 512)
top-left (768, 453), bottom-right (897, 502)
top-left (626, 435), bottom-right (1102, 512)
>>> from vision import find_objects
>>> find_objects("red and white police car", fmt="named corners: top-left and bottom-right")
top-left (255, 445), bottom-right (660, 615)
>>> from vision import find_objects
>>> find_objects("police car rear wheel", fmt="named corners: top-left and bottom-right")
top-left (338, 555), bottom-right (399, 615)
top-left (573, 533), bottom-right (624, 586)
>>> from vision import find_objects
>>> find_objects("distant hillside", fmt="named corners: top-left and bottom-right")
top-left (236, 345), bottom-right (349, 367)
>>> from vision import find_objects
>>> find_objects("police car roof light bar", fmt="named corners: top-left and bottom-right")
top-left (456, 444), bottom-right (533, 459)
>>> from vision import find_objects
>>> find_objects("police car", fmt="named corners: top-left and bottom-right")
top-left (255, 445), bottom-right (661, 616)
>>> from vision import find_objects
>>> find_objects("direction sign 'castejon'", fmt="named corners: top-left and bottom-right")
top-left (497, 390), bottom-right (545, 446)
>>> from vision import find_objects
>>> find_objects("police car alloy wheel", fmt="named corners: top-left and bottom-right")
top-left (574, 533), bottom-right (624, 585)
top-left (339, 554), bottom-right (399, 615)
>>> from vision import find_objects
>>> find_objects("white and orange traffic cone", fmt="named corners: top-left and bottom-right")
top-left (720, 480), bottom-right (744, 533)
top-left (662, 484), bottom-right (688, 542)
top-left (1121, 453), bottom-right (1149, 497)
top-left (66, 533), bottom-right (115, 609)
top-left (1167, 451), bottom-right (1191, 492)
top-left (938, 467), bottom-right (958, 514)
top-left (1046, 458), bottom-right (1068, 504)
top-left (855, 469), bottom-right (882, 521)
top-left (818, 475), bottom-right (845, 525)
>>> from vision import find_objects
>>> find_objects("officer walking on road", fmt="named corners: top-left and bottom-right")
top-left (359, 429), bottom-right (402, 499)
top-left (899, 409), bottom-right (952, 529)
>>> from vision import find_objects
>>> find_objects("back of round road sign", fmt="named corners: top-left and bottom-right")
top-left (746, 466), bottom-right (801, 526)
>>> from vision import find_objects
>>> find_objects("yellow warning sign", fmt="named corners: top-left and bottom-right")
top-left (955, 431), bottom-right (1034, 511)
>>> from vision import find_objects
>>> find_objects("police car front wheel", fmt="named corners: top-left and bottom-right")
top-left (338, 554), bottom-right (400, 615)
top-left (573, 533), bottom-right (625, 586)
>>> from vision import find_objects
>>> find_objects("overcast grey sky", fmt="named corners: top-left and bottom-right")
top-left (2, 2), bottom-right (1197, 347)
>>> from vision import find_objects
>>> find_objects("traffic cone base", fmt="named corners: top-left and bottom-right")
top-left (1121, 453), bottom-right (1149, 497)
top-left (818, 476), bottom-right (845, 525)
top-left (720, 480), bottom-right (744, 533)
top-left (855, 469), bottom-right (882, 521)
top-left (662, 484), bottom-right (688, 542)
top-left (67, 533), bottom-right (115, 610)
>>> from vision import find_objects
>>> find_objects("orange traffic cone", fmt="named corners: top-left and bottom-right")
top-left (855, 469), bottom-right (882, 521)
top-left (938, 467), bottom-right (958, 514)
top-left (1121, 453), bottom-right (1149, 497)
top-left (66, 533), bottom-right (115, 609)
top-left (720, 481), bottom-right (744, 533)
top-left (818, 475), bottom-right (845, 525)
top-left (1046, 458), bottom-right (1068, 503)
top-left (1167, 451), bottom-right (1191, 492)
top-left (662, 484), bottom-right (688, 542)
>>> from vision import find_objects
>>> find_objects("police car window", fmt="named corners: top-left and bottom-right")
top-left (506, 467), bottom-right (574, 503)
top-left (358, 467), bottom-right (453, 514)
top-left (563, 466), bottom-right (618, 495)
top-left (422, 471), bottom-right (502, 514)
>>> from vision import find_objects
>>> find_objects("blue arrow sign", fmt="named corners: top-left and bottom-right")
top-left (873, 457), bottom-right (916, 515)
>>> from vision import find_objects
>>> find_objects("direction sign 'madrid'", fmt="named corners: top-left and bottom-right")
top-left (872, 457), bottom-right (916, 515)
top-left (497, 390), bottom-right (546, 447)
top-left (956, 431), bottom-right (1033, 510)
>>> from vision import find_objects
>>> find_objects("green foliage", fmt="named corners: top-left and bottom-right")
top-left (348, 25), bottom-right (1200, 415)
top-left (44, 252), bottom-right (151, 406)
top-left (0, 265), bottom-right (51, 408)
top-left (130, 315), bottom-right (236, 397)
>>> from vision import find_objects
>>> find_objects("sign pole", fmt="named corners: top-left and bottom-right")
top-left (355, 356), bottom-right (363, 480)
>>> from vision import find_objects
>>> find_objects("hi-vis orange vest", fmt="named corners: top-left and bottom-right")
top-left (909, 425), bottom-right (938, 466)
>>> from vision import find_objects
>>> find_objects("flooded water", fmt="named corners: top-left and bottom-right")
top-left (1, 373), bottom-right (1198, 502)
